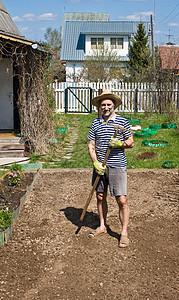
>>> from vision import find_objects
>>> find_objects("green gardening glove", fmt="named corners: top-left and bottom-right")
top-left (93, 160), bottom-right (106, 175)
top-left (109, 137), bottom-right (122, 148)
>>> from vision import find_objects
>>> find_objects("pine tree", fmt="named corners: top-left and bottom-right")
top-left (128, 23), bottom-right (152, 81)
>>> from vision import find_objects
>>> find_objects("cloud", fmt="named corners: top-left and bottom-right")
top-left (13, 16), bottom-right (24, 22)
top-left (12, 13), bottom-right (58, 22)
top-left (38, 13), bottom-right (58, 21)
top-left (18, 26), bottom-right (33, 33)
top-left (118, 11), bottom-right (153, 21)
top-left (22, 14), bottom-right (36, 21)
top-left (169, 23), bottom-right (179, 27)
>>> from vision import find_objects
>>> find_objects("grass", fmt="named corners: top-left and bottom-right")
top-left (31, 112), bottom-right (179, 169)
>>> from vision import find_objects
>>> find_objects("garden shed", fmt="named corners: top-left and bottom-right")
top-left (0, 0), bottom-right (46, 134)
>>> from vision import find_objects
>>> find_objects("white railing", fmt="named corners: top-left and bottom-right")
top-left (52, 81), bottom-right (179, 113)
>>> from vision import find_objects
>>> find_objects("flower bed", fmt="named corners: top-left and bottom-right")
top-left (0, 170), bottom-right (39, 246)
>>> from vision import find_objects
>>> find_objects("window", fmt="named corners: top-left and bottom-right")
top-left (110, 38), bottom-right (123, 49)
top-left (91, 38), bottom-right (104, 49)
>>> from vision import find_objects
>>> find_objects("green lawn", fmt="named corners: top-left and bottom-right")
top-left (32, 112), bottom-right (179, 169)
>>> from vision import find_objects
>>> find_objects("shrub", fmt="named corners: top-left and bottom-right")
top-left (0, 208), bottom-right (13, 230)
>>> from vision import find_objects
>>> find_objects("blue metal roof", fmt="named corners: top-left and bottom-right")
top-left (61, 21), bottom-right (150, 61)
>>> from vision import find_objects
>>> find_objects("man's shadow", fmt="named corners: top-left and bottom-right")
top-left (60, 206), bottom-right (120, 240)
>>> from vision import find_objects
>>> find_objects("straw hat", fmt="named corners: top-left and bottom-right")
top-left (92, 90), bottom-right (122, 109)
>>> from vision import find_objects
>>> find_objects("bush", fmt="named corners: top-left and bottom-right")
top-left (0, 208), bottom-right (13, 230)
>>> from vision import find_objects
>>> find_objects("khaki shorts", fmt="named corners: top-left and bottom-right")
top-left (92, 166), bottom-right (127, 196)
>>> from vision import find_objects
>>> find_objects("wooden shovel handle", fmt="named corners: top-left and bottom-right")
top-left (80, 126), bottom-right (119, 221)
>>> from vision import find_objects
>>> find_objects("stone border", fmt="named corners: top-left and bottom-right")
top-left (0, 169), bottom-right (40, 247)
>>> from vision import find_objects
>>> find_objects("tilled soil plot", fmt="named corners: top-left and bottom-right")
top-left (0, 169), bottom-right (178, 300)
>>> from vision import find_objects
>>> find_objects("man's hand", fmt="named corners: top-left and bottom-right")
top-left (93, 160), bottom-right (106, 175)
top-left (109, 137), bottom-right (122, 148)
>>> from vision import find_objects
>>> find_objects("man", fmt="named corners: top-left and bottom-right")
top-left (88, 90), bottom-right (134, 248)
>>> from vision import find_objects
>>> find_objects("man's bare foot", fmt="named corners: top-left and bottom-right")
top-left (89, 226), bottom-right (107, 238)
top-left (119, 235), bottom-right (129, 248)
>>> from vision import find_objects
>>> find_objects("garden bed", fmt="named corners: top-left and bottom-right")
top-left (0, 170), bottom-right (39, 245)
top-left (0, 172), bottom-right (35, 213)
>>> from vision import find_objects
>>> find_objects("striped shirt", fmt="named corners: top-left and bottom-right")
top-left (88, 114), bottom-right (132, 167)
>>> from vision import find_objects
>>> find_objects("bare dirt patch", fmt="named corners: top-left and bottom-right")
top-left (135, 151), bottom-right (157, 159)
top-left (0, 169), bottom-right (178, 300)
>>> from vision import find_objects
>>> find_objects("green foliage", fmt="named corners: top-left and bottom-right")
top-left (10, 162), bottom-right (23, 173)
top-left (79, 46), bottom-right (124, 83)
top-left (0, 208), bottom-right (13, 230)
top-left (42, 27), bottom-right (65, 82)
top-left (128, 23), bottom-right (152, 81)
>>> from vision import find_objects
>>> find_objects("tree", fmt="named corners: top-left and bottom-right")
top-left (43, 28), bottom-right (65, 82)
top-left (78, 46), bottom-right (124, 83)
top-left (128, 23), bottom-right (152, 81)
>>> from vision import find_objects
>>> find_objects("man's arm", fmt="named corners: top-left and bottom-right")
top-left (122, 135), bottom-right (134, 149)
top-left (88, 140), bottom-right (97, 163)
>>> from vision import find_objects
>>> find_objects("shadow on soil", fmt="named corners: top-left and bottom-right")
top-left (60, 206), bottom-right (120, 240)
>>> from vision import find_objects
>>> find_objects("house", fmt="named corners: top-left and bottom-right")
top-left (60, 15), bottom-right (150, 81)
top-left (159, 46), bottom-right (179, 75)
top-left (0, 0), bottom-right (43, 132)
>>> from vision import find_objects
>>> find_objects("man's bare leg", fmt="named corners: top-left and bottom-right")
top-left (89, 192), bottom-right (108, 237)
top-left (116, 195), bottom-right (130, 246)
top-left (97, 192), bottom-right (108, 230)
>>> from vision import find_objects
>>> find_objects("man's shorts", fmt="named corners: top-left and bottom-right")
top-left (92, 166), bottom-right (127, 196)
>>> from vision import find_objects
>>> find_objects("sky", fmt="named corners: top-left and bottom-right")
top-left (2, 0), bottom-right (179, 45)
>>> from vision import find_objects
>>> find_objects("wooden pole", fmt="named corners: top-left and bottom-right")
top-left (150, 14), bottom-right (156, 82)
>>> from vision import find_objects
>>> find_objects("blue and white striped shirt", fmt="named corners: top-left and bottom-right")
top-left (88, 114), bottom-right (132, 167)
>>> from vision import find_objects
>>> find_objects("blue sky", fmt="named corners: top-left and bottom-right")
top-left (3, 0), bottom-right (179, 45)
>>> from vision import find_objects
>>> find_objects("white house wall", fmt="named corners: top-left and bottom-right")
top-left (85, 35), bottom-right (129, 57)
top-left (66, 62), bottom-right (82, 82)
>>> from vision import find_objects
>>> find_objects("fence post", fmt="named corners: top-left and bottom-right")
top-left (65, 88), bottom-right (68, 113)
top-left (98, 88), bottom-right (103, 117)
top-left (134, 88), bottom-right (138, 112)
top-left (90, 88), bottom-right (93, 113)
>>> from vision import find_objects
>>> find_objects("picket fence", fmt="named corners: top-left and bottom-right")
top-left (52, 81), bottom-right (179, 113)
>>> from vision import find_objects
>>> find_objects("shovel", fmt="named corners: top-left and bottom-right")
top-left (75, 125), bottom-right (120, 234)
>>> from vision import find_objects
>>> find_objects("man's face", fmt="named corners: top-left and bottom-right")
top-left (100, 99), bottom-right (115, 117)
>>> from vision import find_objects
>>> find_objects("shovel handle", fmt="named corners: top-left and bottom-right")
top-left (80, 126), bottom-right (119, 222)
